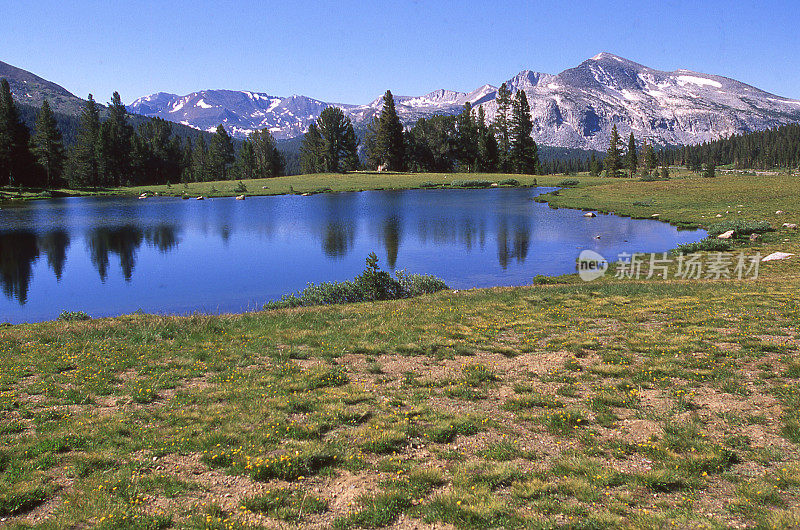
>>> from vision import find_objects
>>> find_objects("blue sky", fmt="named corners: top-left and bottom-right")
top-left (2, 0), bottom-right (799, 104)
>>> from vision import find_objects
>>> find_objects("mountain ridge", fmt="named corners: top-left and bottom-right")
top-left (3, 55), bottom-right (799, 151)
top-left (128, 52), bottom-right (800, 149)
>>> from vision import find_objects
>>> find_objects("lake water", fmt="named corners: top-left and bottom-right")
top-left (0, 188), bottom-right (704, 323)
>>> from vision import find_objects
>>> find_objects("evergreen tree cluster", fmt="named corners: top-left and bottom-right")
top-left (0, 82), bottom-right (285, 189)
top-left (300, 106), bottom-right (359, 173)
top-left (661, 123), bottom-right (800, 170)
top-left (359, 87), bottom-right (539, 175)
top-left (601, 125), bottom-right (663, 178)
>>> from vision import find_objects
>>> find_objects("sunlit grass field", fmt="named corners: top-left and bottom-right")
top-left (2, 171), bottom-right (800, 528)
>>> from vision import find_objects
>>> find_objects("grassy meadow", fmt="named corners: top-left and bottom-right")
top-left (2, 170), bottom-right (800, 528)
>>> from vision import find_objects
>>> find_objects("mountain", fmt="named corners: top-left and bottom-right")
top-left (479, 52), bottom-right (800, 150)
top-left (0, 60), bottom-right (226, 148)
top-left (130, 53), bottom-right (800, 150)
top-left (0, 60), bottom-right (87, 115)
top-left (129, 90), bottom-right (333, 140)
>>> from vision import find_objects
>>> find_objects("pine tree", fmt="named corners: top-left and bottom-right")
top-left (362, 116), bottom-right (381, 170)
top-left (660, 164), bottom-right (670, 179)
top-left (180, 137), bottom-right (193, 183)
top-left (0, 79), bottom-right (35, 187)
top-left (341, 120), bottom-right (359, 171)
top-left (67, 95), bottom-right (101, 188)
top-left (644, 141), bottom-right (657, 171)
top-left (509, 90), bottom-right (538, 174)
top-left (626, 132), bottom-right (638, 177)
top-left (191, 135), bottom-right (208, 182)
top-left (375, 90), bottom-right (405, 171)
top-left (315, 106), bottom-right (359, 172)
top-left (703, 161), bottom-right (716, 178)
top-left (476, 106), bottom-right (498, 172)
top-left (208, 124), bottom-right (235, 179)
top-left (98, 91), bottom-right (134, 186)
top-left (133, 117), bottom-right (180, 185)
top-left (604, 125), bottom-right (622, 177)
top-left (250, 130), bottom-right (283, 178)
top-left (32, 99), bottom-right (65, 187)
top-left (454, 102), bottom-right (479, 171)
top-left (588, 152), bottom-right (600, 177)
top-left (494, 82), bottom-right (512, 171)
top-left (300, 123), bottom-right (324, 174)
top-left (236, 140), bottom-right (256, 180)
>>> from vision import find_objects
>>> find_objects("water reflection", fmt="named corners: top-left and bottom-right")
top-left (39, 230), bottom-right (70, 280)
top-left (87, 226), bottom-right (144, 281)
top-left (0, 231), bottom-right (39, 304)
top-left (318, 193), bottom-right (359, 258)
top-left (497, 217), bottom-right (531, 270)
top-left (146, 225), bottom-right (180, 253)
top-left (383, 216), bottom-right (401, 269)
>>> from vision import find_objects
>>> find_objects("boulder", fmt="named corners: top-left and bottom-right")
top-left (235, 195), bottom-right (246, 200)
top-left (762, 252), bottom-right (795, 262)
top-left (749, 233), bottom-right (761, 241)
top-left (651, 213), bottom-right (660, 218)
top-left (584, 212), bottom-right (596, 217)
top-left (716, 214), bottom-right (723, 218)
top-left (196, 196), bottom-right (204, 200)
top-left (782, 223), bottom-right (798, 229)
top-left (717, 230), bottom-right (734, 239)
top-left (490, 182), bottom-right (499, 187)
top-left (776, 210), bottom-right (785, 214)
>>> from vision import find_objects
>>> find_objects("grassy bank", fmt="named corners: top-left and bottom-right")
top-left (2, 172), bottom-right (800, 528)
top-left (2, 172), bottom-right (600, 202)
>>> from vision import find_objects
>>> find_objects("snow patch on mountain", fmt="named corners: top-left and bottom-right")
top-left (676, 75), bottom-right (723, 88)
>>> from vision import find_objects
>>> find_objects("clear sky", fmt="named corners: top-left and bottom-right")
top-left (2, 0), bottom-right (798, 105)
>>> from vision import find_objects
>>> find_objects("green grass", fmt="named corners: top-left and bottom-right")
top-left (3, 170), bottom-right (800, 527)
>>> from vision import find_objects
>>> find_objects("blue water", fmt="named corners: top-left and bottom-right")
top-left (0, 188), bottom-right (704, 323)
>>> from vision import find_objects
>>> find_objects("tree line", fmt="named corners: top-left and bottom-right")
top-left (0, 79), bottom-right (284, 189)
top-left (660, 123), bottom-right (800, 170)
top-left (300, 86), bottom-right (541, 175)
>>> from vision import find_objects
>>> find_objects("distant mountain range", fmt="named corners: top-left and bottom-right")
top-left (2, 55), bottom-right (799, 152)
top-left (128, 53), bottom-right (800, 150)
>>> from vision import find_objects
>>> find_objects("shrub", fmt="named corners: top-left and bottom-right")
top-left (498, 178), bottom-right (519, 186)
top-left (57, 310), bottom-right (91, 322)
top-left (557, 179), bottom-right (580, 187)
top-left (532, 274), bottom-right (562, 285)
top-left (673, 238), bottom-right (733, 254)
top-left (395, 270), bottom-right (448, 297)
top-left (707, 220), bottom-right (772, 237)
top-left (233, 181), bottom-right (248, 193)
top-left (419, 181), bottom-right (440, 188)
top-left (451, 180), bottom-right (493, 188)
top-left (265, 254), bottom-right (448, 309)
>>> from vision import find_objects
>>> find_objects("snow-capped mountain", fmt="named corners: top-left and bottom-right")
top-left (479, 52), bottom-right (800, 150)
top-left (128, 53), bottom-right (800, 149)
top-left (128, 90), bottom-right (332, 139)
